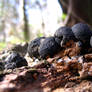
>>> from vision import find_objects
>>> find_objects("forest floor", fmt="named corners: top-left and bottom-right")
top-left (0, 43), bottom-right (92, 92)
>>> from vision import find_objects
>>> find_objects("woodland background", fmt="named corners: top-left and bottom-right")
top-left (0, 0), bottom-right (92, 50)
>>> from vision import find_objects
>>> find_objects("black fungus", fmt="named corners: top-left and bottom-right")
top-left (27, 37), bottom-right (45, 59)
top-left (72, 23), bottom-right (92, 45)
top-left (0, 62), bottom-right (5, 71)
top-left (54, 26), bottom-right (76, 47)
top-left (72, 23), bottom-right (92, 54)
top-left (4, 52), bottom-right (28, 69)
top-left (39, 37), bottom-right (62, 59)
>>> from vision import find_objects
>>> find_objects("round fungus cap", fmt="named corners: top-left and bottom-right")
top-left (39, 37), bottom-right (61, 59)
top-left (72, 23), bottom-right (92, 42)
top-left (54, 26), bottom-right (76, 47)
top-left (28, 37), bottom-right (45, 58)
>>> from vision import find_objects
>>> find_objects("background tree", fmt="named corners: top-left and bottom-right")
top-left (23, 0), bottom-right (30, 41)
top-left (58, 0), bottom-right (92, 27)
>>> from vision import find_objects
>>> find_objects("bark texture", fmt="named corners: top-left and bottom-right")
top-left (58, 0), bottom-right (92, 27)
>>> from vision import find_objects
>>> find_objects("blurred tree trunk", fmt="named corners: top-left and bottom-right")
top-left (23, 0), bottom-right (30, 41)
top-left (0, 0), bottom-right (6, 42)
top-left (58, 0), bottom-right (92, 27)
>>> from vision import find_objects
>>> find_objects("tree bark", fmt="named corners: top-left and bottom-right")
top-left (58, 0), bottom-right (92, 27)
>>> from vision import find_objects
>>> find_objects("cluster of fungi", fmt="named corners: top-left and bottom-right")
top-left (28, 23), bottom-right (92, 60)
top-left (27, 22), bottom-right (92, 80)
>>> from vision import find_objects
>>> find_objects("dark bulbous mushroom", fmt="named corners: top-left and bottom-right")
top-left (39, 37), bottom-right (62, 59)
top-left (72, 23), bottom-right (92, 44)
top-left (4, 52), bottom-right (28, 69)
top-left (54, 26), bottom-right (76, 47)
top-left (27, 37), bottom-right (46, 59)
top-left (72, 23), bottom-right (92, 54)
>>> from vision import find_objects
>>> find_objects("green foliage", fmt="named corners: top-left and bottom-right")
top-left (37, 33), bottom-right (43, 37)
top-left (8, 36), bottom-right (24, 44)
top-left (61, 13), bottom-right (67, 21)
top-left (37, 30), bottom-right (43, 37)
top-left (0, 42), bottom-right (6, 50)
